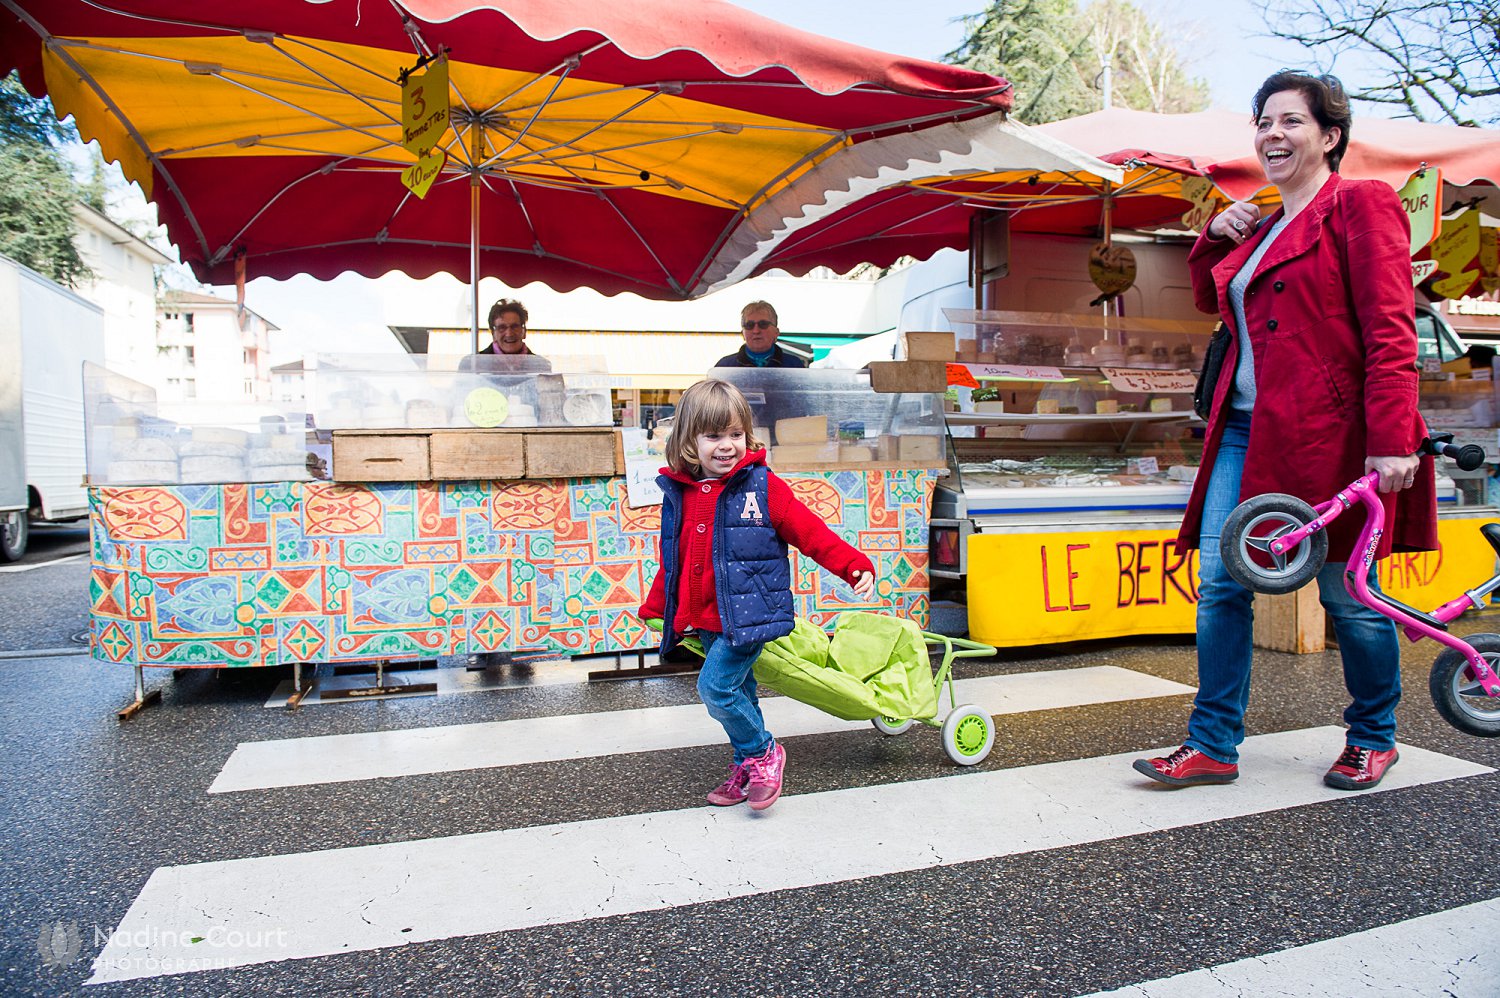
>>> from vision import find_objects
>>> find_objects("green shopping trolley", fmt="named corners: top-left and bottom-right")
top-left (676, 611), bottom-right (999, 766)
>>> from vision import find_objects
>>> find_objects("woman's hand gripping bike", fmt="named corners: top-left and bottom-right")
top-left (1220, 431), bottom-right (1500, 737)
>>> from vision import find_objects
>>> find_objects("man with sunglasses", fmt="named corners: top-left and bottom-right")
top-left (714, 301), bottom-right (807, 368)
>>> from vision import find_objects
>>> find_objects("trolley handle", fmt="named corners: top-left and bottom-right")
top-left (1422, 430), bottom-right (1487, 471)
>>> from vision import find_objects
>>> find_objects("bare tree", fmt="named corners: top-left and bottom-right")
top-left (1258, 0), bottom-right (1499, 126)
top-left (1079, 1), bottom-right (1210, 113)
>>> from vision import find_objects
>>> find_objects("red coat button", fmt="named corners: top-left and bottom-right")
top-left (696, 523), bottom-right (706, 533)
top-left (701, 483), bottom-right (712, 493)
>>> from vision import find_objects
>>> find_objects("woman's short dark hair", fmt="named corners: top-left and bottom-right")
top-left (1251, 71), bottom-right (1352, 171)
top-left (487, 298), bottom-right (528, 329)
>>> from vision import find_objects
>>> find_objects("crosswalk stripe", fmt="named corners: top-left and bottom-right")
top-left (210, 665), bottom-right (1195, 793)
top-left (1080, 896), bottom-right (1500, 996)
top-left (90, 727), bottom-right (1490, 984)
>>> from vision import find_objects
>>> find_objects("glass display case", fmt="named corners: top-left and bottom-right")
top-left (308, 353), bottom-right (615, 430)
top-left (935, 310), bottom-right (1213, 513)
top-left (83, 362), bottom-right (312, 485)
top-left (708, 368), bottom-right (945, 469)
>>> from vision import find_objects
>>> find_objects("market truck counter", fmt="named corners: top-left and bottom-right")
top-left (965, 512), bottom-right (1500, 649)
top-left (84, 365), bottom-right (946, 673)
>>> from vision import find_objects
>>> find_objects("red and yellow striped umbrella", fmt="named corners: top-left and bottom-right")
top-left (1, 0), bottom-right (1019, 302)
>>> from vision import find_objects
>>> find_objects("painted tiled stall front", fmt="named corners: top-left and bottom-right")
top-left (88, 471), bottom-right (935, 668)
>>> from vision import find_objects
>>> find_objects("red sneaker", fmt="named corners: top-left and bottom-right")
top-left (1132, 745), bottom-right (1239, 787)
top-left (1324, 745), bottom-right (1399, 790)
top-left (745, 742), bottom-right (786, 811)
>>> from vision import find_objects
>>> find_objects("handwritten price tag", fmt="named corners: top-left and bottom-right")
top-left (950, 363), bottom-right (1067, 383)
top-left (1099, 367), bottom-right (1197, 394)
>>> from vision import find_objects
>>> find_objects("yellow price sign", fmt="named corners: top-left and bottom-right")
top-left (463, 388), bottom-right (510, 427)
top-left (400, 56), bottom-right (450, 157)
top-left (400, 147), bottom-right (445, 199)
top-left (1397, 168), bottom-right (1441, 255)
top-left (1481, 226), bottom-right (1499, 293)
top-left (1431, 209), bottom-right (1481, 300)
top-left (1179, 175), bottom-right (1219, 233)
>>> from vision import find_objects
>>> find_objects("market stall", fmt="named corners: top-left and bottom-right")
top-left (84, 360), bottom-right (946, 710)
top-left (918, 311), bottom-right (1500, 651)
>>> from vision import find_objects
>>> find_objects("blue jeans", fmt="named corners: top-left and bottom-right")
top-left (1189, 409), bottom-right (1401, 763)
top-left (697, 631), bottom-right (772, 763)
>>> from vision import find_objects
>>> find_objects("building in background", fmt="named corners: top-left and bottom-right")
top-left (157, 289), bottom-right (277, 402)
top-left (71, 202), bottom-right (172, 385)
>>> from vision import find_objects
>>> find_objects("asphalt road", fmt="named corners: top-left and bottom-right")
top-left (2, 557), bottom-right (1497, 996)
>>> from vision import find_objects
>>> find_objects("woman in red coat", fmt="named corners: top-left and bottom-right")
top-left (1134, 72), bottom-right (1437, 791)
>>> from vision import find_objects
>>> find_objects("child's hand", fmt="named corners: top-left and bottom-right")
top-left (851, 570), bottom-right (877, 600)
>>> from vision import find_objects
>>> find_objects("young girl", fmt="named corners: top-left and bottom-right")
top-left (640, 379), bottom-right (877, 811)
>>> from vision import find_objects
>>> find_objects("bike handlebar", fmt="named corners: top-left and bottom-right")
top-left (1423, 432), bottom-right (1487, 471)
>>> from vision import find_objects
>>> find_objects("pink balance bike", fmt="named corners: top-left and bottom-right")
top-left (1220, 431), bottom-right (1500, 737)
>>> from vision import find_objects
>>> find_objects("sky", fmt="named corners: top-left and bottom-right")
top-left (136, 0), bottom-right (1377, 359)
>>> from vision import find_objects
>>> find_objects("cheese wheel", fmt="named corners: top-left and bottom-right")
top-left (116, 438), bottom-right (178, 462)
top-left (180, 456), bottom-right (247, 482)
top-left (190, 426), bottom-right (251, 446)
top-left (107, 460), bottom-right (180, 484)
top-left (180, 441), bottom-right (245, 458)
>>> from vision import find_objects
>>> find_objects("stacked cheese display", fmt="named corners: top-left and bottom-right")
top-left (102, 423), bottom-right (310, 485)
top-left (768, 415), bottom-right (942, 467)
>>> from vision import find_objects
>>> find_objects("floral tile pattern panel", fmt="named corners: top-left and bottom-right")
top-left (88, 471), bottom-right (935, 667)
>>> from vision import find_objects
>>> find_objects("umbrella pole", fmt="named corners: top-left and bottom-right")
top-left (470, 120), bottom-right (482, 353)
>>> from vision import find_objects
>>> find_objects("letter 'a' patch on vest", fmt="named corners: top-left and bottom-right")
top-left (740, 492), bottom-right (764, 522)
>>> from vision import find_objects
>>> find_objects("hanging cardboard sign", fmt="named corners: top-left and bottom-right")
top-left (1430, 209), bottom-right (1482, 300)
top-left (1088, 242), bottom-right (1136, 296)
top-left (1397, 168), bottom-right (1441, 256)
top-left (400, 56), bottom-right (450, 156)
top-left (1179, 175), bottom-right (1219, 232)
top-left (401, 147), bottom-right (446, 199)
top-left (1412, 259), bottom-right (1439, 286)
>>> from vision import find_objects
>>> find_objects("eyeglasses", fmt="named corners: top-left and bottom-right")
top-left (742, 319), bottom-right (775, 330)
top-left (492, 322), bottom-right (525, 332)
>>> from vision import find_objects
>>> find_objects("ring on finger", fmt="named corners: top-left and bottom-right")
top-left (1233, 219), bottom-right (1245, 231)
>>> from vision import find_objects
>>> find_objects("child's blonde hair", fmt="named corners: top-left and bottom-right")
top-left (667, 379), bottom-right (765, 475)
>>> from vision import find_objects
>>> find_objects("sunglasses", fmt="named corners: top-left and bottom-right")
top-left (742, 319), bottom-right (775, 330)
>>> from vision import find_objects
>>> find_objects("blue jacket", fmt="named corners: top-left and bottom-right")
top-left (656, 461), bottom-right (794, 650)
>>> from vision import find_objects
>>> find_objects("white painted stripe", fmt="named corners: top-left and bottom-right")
top-left (90, 727), bottom-right (1490, 983)
top-left (1080, 897), bottom-right (1500, 996)
top-left (212, 666), bottom-right (1194, 793)
top-left (0, 552), bottom-right (86, 573)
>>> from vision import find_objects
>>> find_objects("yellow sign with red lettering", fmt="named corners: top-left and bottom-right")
top-left (967, 518), bottom-right (1496, 649)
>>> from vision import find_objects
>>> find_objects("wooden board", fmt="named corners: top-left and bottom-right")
top-left (331, 433), bottom-right (430, 482)
top-left (524, 431), bottom-right (618, 478)
top-left (430, 431), bottom-right (524, 480)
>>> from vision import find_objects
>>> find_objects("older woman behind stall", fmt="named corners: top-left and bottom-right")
top-left (1133, 71), bottom-right (1437, 791)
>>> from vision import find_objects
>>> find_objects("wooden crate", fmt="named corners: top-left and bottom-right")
top-left (1252, 586), bottom-right (1326, 654)
top-left (523, 429), bottom-right (619, 478)
top-left (430, 430), bottom-right (525, 480)
top-left (330, 432), bottom-right (430, 481)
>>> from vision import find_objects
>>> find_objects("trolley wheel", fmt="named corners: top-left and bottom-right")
top-left (1220, 493), bottom-right (1327, 595)
top-left (941, 705), bottom-right (995, 766)
top-left (872, 716), bottom-right (915, 736)
top-left (1430, 632), bottom-right (1500, 737)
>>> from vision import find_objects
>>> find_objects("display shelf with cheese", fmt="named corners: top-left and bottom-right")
top-left (709, 367), bottom-right (946, 471)
top-left (83, 363), bottom-right (313, 486)
top-left (309, 353), bottom-right (616, 431)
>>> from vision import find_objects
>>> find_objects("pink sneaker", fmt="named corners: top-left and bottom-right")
top-left (706, 763), bottom-right (749, 806)
top-left (745, 742), bottom-right (786, 811)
